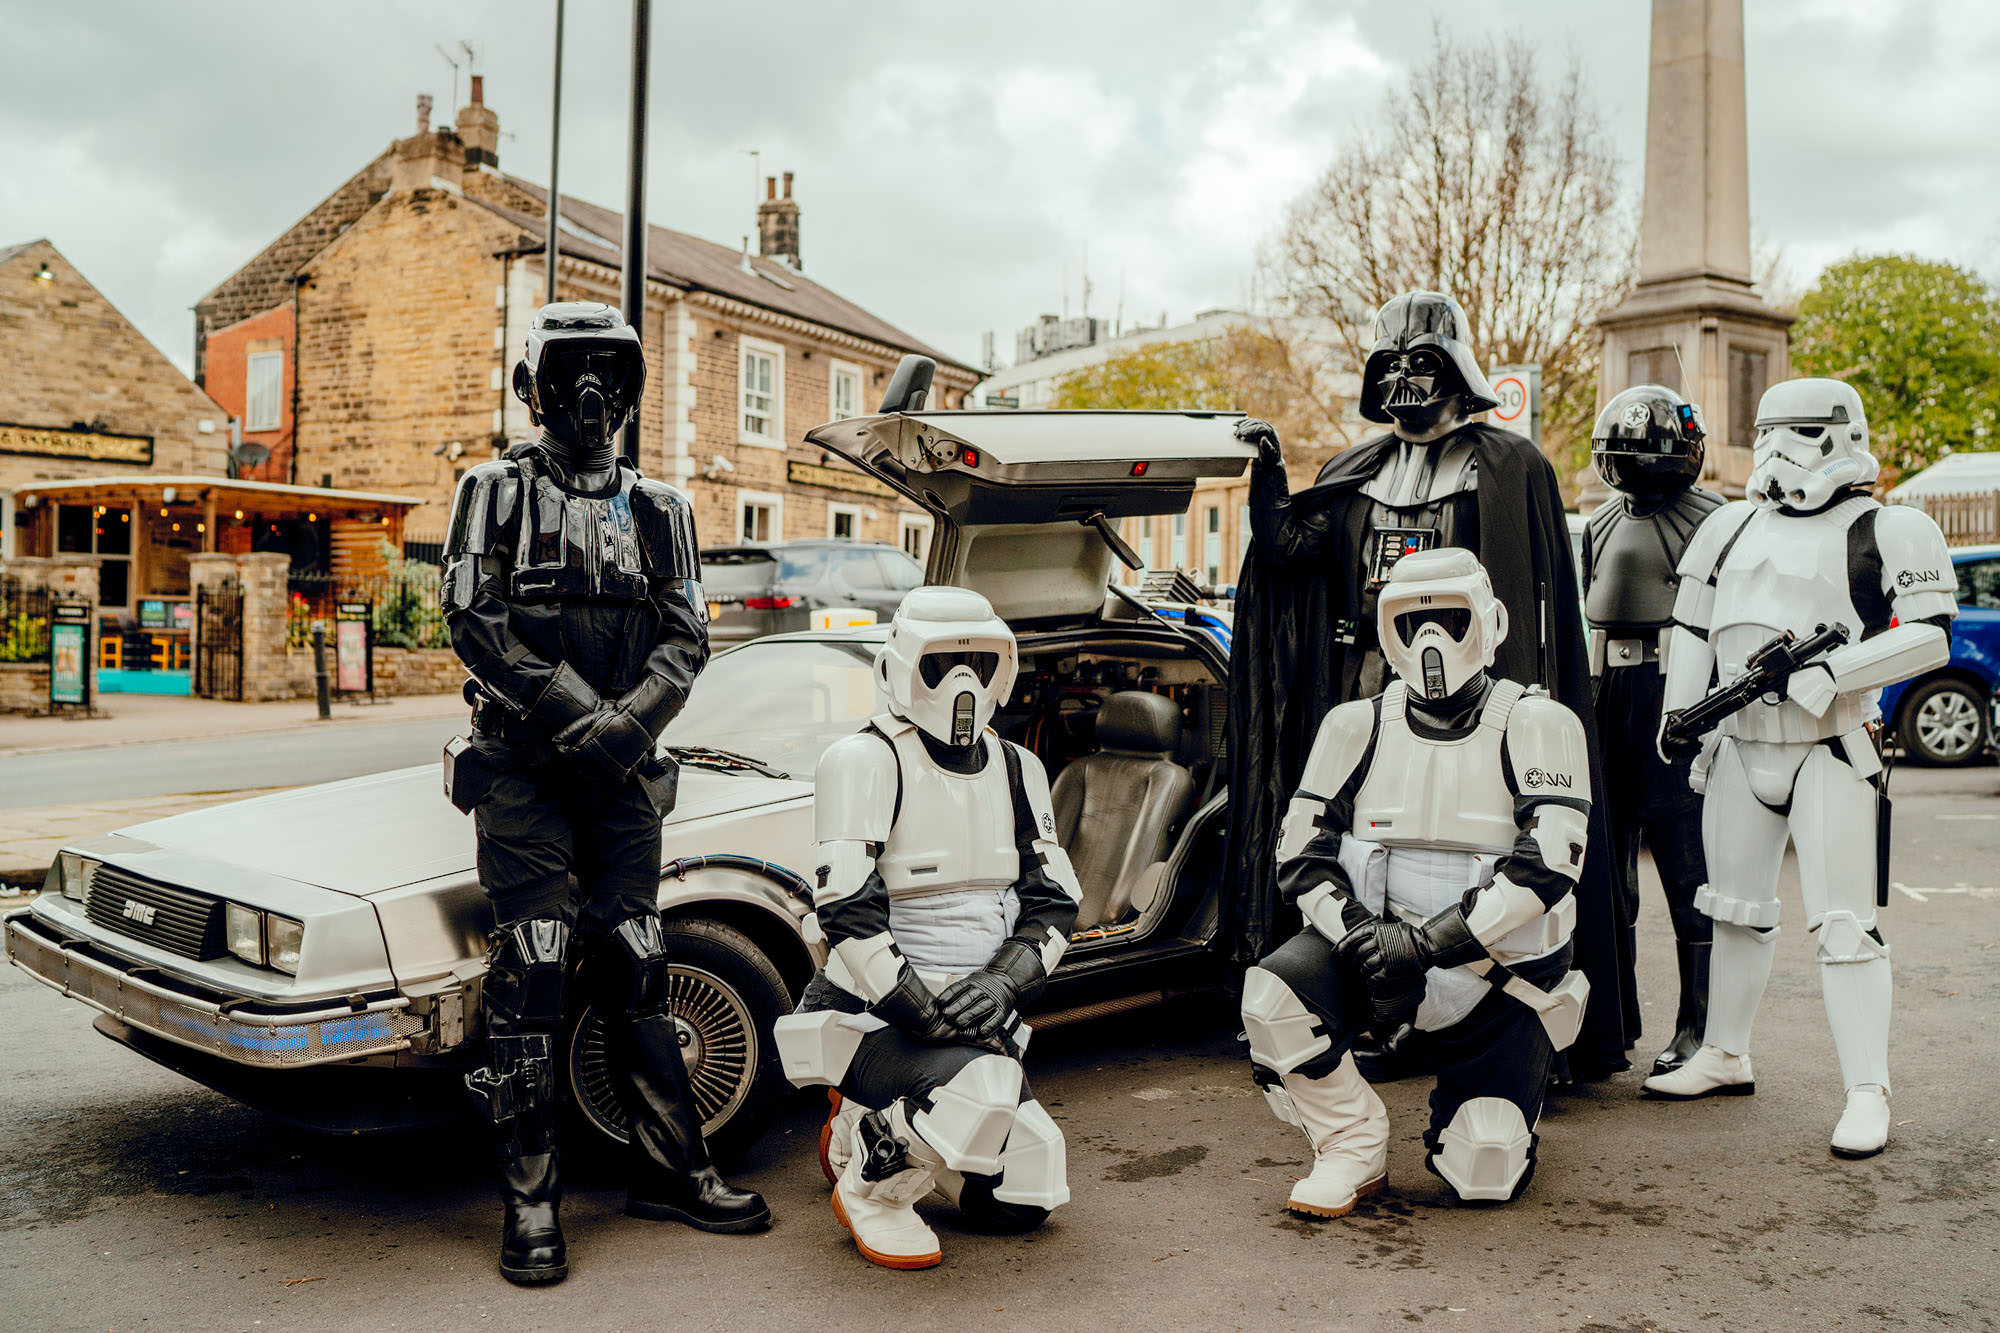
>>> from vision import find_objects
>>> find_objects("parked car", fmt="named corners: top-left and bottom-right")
top-left (702, 539), bottom-right (923, 645)
top-left (6, 402), bottom-right (1256, 1158)
top-left (1878, 541), bottom-right (2000, 766)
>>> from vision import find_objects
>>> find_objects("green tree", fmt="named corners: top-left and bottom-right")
top-left (1048, 339), bottom-right (1235, 412)
top-left (1790, 254), bottom-right (2000, 483)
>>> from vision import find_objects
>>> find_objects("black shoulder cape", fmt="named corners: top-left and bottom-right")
top-left (1222, 422), bottom-right (1637, 1074)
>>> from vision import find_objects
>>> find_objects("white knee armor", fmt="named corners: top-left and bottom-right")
top-left (911, 1054), bottom-right (1023, 1176)
top-left (990, 1098), bottom-right (1069, 1210)
top-left (1430, 1097), bottom-right (1533, 1202)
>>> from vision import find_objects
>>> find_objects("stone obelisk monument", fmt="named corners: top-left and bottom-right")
top-left (1595, 0), bottom-right (1792, 496)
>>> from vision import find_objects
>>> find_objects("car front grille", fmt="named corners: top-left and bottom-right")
top-left (82, 865), bottom-right (226, 961)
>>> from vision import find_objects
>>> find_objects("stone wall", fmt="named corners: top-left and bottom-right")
top-left (374, 646), bottom-right (464, 697)
top-left (0, 661), bottom-right (49, 714)
top-left (1, 556), bottom-right (99, 711)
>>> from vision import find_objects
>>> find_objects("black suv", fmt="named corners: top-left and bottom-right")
top-left (702, 539), bottom-right (923, 645)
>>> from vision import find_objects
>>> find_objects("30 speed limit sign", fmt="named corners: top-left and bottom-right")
top-left (1488, 363), bottom-right (1540, 446)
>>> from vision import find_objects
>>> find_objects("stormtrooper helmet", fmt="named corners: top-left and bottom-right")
top-left (1377, 547), bottom-right (1507, 702)
top-left (1747, 378), bottom-right (1878, 512)
top-left (876, 586), bottom-right (1018, 748)
top-left (1592, 384), bottom-right (1706, 496)
top-left (512, 302), bottom-right (646, 471)
top-left (1358, 291), bottom-right (1502, 429)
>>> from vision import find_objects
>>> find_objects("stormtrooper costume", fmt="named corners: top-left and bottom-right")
top-left (1641, 379), bottom-right (1954, 1158)
top-left (1581, 385), bottom-right (1725, 1075)
top-left (1241, 548), bottom-right (1594, 1213)
top-left (442, 303), bottom-right (765, 1286)
top-left (775, 587), bottom-right (1081, 1269)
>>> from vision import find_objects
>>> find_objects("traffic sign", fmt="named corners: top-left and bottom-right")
top-left (1489, 363), bottom-right (1541, 448)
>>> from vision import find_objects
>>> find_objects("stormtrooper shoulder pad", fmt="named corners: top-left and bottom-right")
top-left (1870, 504), bottom-right (1957, 622)
top-left (627, 476), bottom-right (702, 580)
top-left (1299, 698), bottom-right (1380, 798)
top-left (1502, 694), bottom-right (1590, 805)
top-left (443, 459), bottom-right (524, 559)
top-left (814, 729), bottom-right (898, 844)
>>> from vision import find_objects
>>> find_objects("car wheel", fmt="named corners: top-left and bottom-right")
top-left (1900, 678), bottom-right (1988, 767)
top-left (564, 917), bottom-right (791, 1162)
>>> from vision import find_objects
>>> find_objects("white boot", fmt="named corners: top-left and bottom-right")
top-left (1830, 1084), bottom-right (1891, 1159)
top-left (831, 1104), bottom-right (943, 1270)
top-left (819, 1090), bottom-right (864, 1187)
top-left (1281, 1053), bottom-right (1389, 1218)
top-left (1641, 1043), bottom-right (1754, 1099)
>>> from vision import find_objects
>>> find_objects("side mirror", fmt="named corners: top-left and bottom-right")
top-left (877, 354), bottom-right (936, 414)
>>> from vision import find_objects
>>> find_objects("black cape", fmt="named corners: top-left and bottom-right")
top-left (1222, 423), bottom-right (1638, 1074)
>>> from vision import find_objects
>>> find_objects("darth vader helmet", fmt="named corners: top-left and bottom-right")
top-left (1377, 547), bottom-right (1507, 702)
top-left (1747, 378), bottom-right (1878, 513)
top-left (512, 302), bottom-right (646, 471)
top-left (1359, 291), bottom-right (1501, 430)
top-left (876, 586), bottom-right (1019, 749)
top-left (1592, 384), bottom-right (1706, 497)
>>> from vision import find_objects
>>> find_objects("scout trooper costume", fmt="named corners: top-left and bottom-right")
top-left (775, 587), bottom-right (1081, 1269)
top-left (1241, 548), bottom-right (1593, 1213)
top-left (1641, 379), bottom-right (1954, 1158)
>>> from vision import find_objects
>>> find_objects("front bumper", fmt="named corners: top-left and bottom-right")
top-left (5, 910), bottom-right (434, 1069)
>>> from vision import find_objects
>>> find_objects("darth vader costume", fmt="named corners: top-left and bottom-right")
top-left (1224, 291), bottom-right (1637, 1077)
top-left (1581, 385), bottom-right (1724, 1076)
top-left (440, 303), bottom-right (767, 1286)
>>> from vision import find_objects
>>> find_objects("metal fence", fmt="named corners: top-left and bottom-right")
top-left (0, 577), bottom-right (53, 663)
top-left (1891, 490), bottom-right (2000, 547)
top-left (288, 556), bottom-right (449, 651)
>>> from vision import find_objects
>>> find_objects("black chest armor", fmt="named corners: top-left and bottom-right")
top-left (1582, 487), bottom-right (1724, 636)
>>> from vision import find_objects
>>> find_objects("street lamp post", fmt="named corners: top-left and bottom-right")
top-left (544, 0), bottom-right (564, 306)
top-left (620, 0), bottom-right (651, 466)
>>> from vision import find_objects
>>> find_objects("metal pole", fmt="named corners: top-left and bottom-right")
top-left (620, 0), bottom-right (651, 466)
top-left (543, 0), bottom-right (564, 305)
top-left (311, 623), bottom-right (331, 720)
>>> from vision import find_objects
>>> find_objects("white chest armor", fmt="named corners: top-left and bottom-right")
top-left (1711, 502), bottom-right (1870, 743)
top-left (1352, 681), bottom-right (1522, 857)
top-left (872, 719), bottom-right (1021, 899)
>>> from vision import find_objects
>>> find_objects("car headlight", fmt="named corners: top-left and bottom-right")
top-left (224, 903), bottom-right (265, 965)
top-left (54, 852), bottom-right (98, 903)
top-left (265, 915), bottom-right (304, 975)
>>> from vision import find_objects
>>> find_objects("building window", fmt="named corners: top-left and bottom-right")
top-left (1203, 505), bottom-right (1221, 584)
top-left (740, 337), bottom-right (785, 446)
top-left (57, 503), bottom-right (133, 608)
top-left (898, 513), bottom-right (932, 564)
top-left (830, 359), bottom-right (864, 421)
top-left (738, 489), bottom-right (782, 542)
top-left (246, 351), bottom-right (284, 431)
top-left (827, 502), bottom-right (862, 540)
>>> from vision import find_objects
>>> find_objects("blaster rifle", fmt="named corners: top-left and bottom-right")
top-left (1660, 622), bottom-right (1852, 760)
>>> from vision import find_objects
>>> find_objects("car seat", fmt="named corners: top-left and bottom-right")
top-left (1048, 691), bottom-right (1195, 930)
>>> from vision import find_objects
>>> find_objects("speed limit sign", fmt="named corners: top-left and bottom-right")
top-left (1488, 363), bottom-right (1540, 447)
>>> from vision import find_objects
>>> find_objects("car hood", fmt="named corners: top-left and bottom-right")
top-left (104, 764), bottom-right (811, 898)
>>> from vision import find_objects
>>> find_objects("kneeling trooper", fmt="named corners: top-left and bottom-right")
top-left (775, 587), bottom-right (1081, 1268)
top-left (1641, 379), bottom-right (1954, 1157)
top-left (1242, 548), bottom-right (1593, 1213)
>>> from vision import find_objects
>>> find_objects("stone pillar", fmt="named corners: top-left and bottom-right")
top-left (1593, 0), bottom-right (1792, 498)
top-left (188, 552), bottom-right (296, 702)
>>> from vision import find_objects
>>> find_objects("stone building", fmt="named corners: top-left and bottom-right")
top-left (196, 81), bottom-right (979, 555)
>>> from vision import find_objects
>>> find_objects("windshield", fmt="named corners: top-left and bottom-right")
top-left (662, 638), bottom-right (885, 778)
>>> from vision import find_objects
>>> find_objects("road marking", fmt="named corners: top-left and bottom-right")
top-left (1934, 813), bottom-right (1999, 821)
top-left (1893, 882), bottom-right (2000, 902)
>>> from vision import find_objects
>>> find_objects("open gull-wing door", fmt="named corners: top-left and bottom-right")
top-left (804, 408), bottom-right (1254, 626)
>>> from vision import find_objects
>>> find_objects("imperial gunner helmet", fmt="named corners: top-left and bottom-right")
top-left (1592, 384), bottom-right (1707, 497)
top-left (1746, 377), bottom-right (1879, 513)
top-left (1359, 291), bottom-right (1502, 429)
top-left (876, 587), bottom-right (1019, 749)
top-left (511, 302), bottom-right (647, 471)
top-left (1377, 547), bottom-right (1508, 702)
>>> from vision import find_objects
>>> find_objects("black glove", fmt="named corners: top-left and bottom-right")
top-left (871, 967), bottom-right (959, 1044)
top-left (937, 938), bottom-right (1045, 1040)
top-left (1336, 907), bottom-right (1486, 1033)
top-left (1234, 416), bottom-right (1283, 463)
top-left (553, 702), bottom-right (654, 782)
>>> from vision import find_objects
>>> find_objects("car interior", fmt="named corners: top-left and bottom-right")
top-left (988, 634), bottom-right (1229, 953)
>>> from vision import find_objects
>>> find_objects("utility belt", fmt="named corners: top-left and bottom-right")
top-left (1589, 627), bottom-right (1667, 676)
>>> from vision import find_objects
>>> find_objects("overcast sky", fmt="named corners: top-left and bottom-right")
top-left (3, 0), bottom-right (1995, 379)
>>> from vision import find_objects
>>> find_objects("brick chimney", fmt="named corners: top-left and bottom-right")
top-left (456, 74), bottom-right (499, 170)
top-left (757, 172), bottom-right (801, 269)
top-left (390, 92), bottom-right (464, 194)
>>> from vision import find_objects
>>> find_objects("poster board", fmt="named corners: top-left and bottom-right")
top-left (49, 600), bottom-right (91, 708)
top-left (334, 600), bottom-right (372, 696)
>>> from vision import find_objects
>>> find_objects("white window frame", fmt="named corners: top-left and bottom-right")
top-left (245, 350), bottom-right (283, 432)
top-left (1203, 505), bottom-right (1222, 584)
top-left (1136, 515), bottom-right (1155, 571)
top-left (738, 335), bottom-right (786, 447)
top-left (1171, 512), bottom-right (1187, 571)
top-left (827, 502), bottom-right (863, 540)
top-left (737, 488), bottom-right (783, 542)
top-left (828, 358), bottom-right (865, 422)
top-left (897, 512), bottom-right (933, 564)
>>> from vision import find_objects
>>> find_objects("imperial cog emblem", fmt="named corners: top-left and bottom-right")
top-left (1621, 401), bottom-right (1652, 428)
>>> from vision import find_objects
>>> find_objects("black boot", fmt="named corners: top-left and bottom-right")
top-left (1651, 939), bottom-right (1710, 1076)
top-left (498, 1146), bottom-right (568, 1285)
top-left (619, 1010), bottom-right (771, 1232)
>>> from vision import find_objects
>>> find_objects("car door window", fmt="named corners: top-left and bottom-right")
top-left (877, 551), bottom-right (924, 592)
top-left (838, 550), bottom-right (889, 591)
top-left (1955, 557), bottom-right (2000, 609)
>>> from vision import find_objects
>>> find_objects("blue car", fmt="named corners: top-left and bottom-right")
top-left (1879, 542), bottom-right (2000, 765)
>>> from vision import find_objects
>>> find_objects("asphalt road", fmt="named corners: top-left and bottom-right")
top-left (1, 766), bottom-right (1995, 1330)
top-left (0, 714), bottom-right (464, 810)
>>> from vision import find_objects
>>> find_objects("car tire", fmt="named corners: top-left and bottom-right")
top-left (1898, 677), bottom-right (1988, 767)
top-left (563, 917), bottom-right (792, 1164)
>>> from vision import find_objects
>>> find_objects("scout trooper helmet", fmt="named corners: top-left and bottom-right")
top-left (511, 302), bottom-right (646, 471)
top-left (1358, 291), bottom-right (1502, 429)
top-left (1377, 547), bottom-right (1508, 702)
top-left (1747, 378), bottom-right (1878, 512)
top-left (1592, 384), bottom-right (1706, 496)
top-left (876, 586), bottom-right (1019, 748)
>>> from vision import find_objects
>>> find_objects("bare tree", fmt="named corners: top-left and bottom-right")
top-left (1265, 28), bottom-right (1633, 481)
